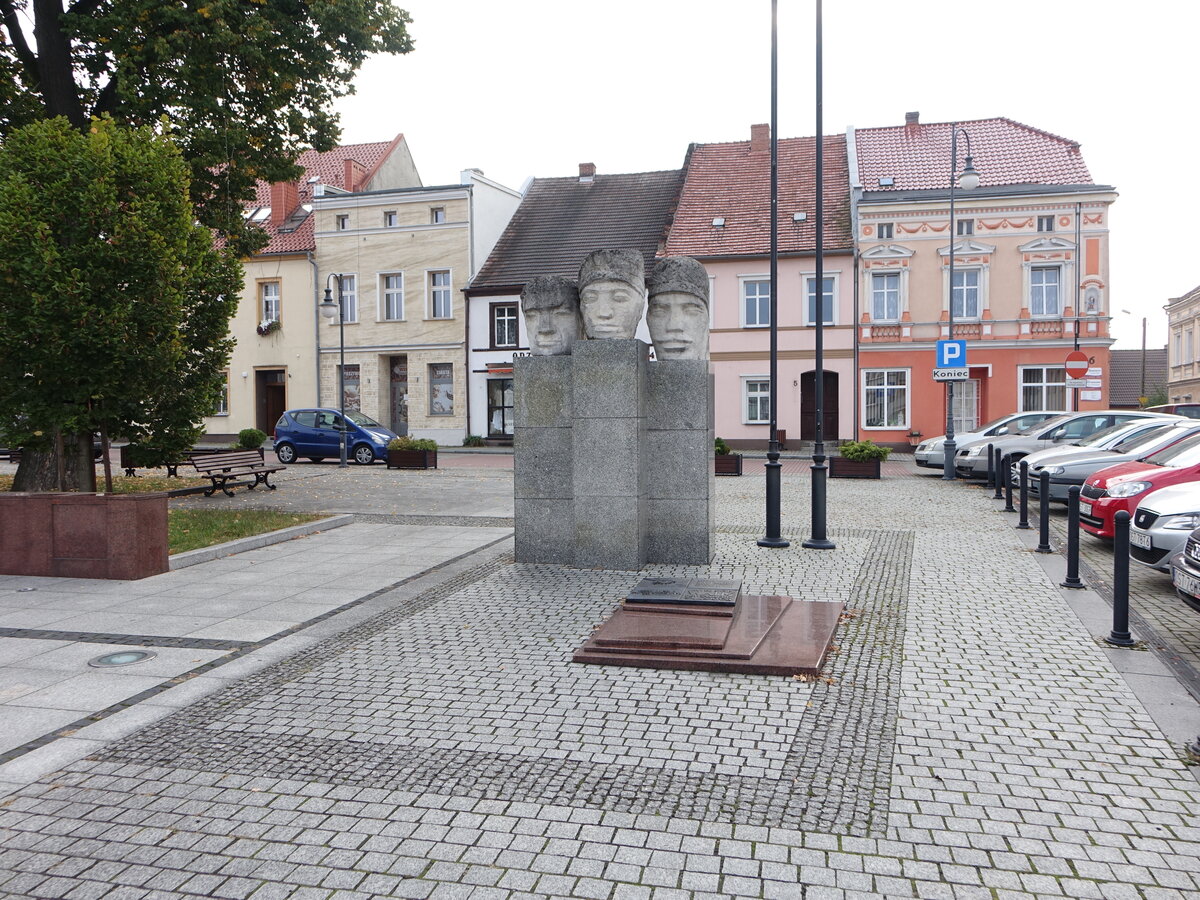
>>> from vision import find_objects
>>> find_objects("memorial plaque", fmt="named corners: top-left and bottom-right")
top-left (625, 576), bottom-right (740, 606)
top-left (626, 576), bottom-right (691, 604)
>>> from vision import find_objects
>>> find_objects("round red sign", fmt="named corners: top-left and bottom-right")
top-left (1065, 350), bottom-right (1089, 379)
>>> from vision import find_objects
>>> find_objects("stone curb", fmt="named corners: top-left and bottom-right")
top-left (168, 514), bottom-right (355, 570)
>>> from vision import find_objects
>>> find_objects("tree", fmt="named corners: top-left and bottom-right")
top-left (0, 117), bottom-right (240, 491)
top-left (0, 0), bottom-right (414, 254)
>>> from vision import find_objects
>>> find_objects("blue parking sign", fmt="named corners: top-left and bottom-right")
top-left (936, 340), bottom-right (967, 368)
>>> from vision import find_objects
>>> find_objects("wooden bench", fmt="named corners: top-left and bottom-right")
top-left (190, 449), bottom-right (284, 497)
top-left (120, 445), bottom-right (226, 477)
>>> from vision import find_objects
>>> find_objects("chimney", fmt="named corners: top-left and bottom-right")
top-left (269, 181), bottom-right (299, 228)
top-left (343, 158), bottom-right (368, 192)
top-left (904, 111), bottom-right (920, 131)
top-left (579, 162), bottom-right (596, 182)
top-left (750, 123), bottom-right (769, 153)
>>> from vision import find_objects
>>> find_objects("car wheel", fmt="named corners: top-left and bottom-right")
top-left (353, 444), bottom-right (376, 465)
top-left (275, 442), bottom-right (297, 464)
top-left (306, 457), bottom-right (324, 463)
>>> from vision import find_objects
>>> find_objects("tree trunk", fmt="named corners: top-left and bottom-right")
top-left (11, 431), bottom-right (97, 492)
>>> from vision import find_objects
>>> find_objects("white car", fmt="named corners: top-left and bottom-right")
top-left (1130, 483), bottom-right (1200, 571)
top-left (913, 411), bottom-right (1063, 469)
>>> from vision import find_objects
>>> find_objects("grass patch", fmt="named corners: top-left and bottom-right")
top-left (168, 509), bottom-right (323, 555)
top-left (0, 473), bottom-right (209, 493)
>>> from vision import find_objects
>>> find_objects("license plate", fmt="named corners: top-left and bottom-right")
top-left (1130, 531), bottom-right (1151, 550)
top-left (1174, 567), bottom-right (1200, 597)
top-left (1079, 500), bottom-right (1092, 516)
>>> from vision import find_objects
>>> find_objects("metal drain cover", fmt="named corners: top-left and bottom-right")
top-left (88, 650), bottom-right (156, 668)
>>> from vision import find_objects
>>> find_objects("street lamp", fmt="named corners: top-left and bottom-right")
top-left (942, 125), bottom-right (981, 481)
top-left (319, 274), bottom-right (349, 468)
top-left (1120, 309), bottom-right (1148, 401)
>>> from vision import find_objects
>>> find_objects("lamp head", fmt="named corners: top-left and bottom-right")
top-left (958, 154), bottom-right (980, 190)
top-left (319, 288), bottom-right (338, 320)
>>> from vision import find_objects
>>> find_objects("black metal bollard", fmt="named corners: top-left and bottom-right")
top-left (1061, 486), bottom-right (1085, 588)
top-left (1106, 510), bottom-right (1136, 647)
top-left (1003, 454), bottom-right (1015, 512)
top-left (993, 447), bottom-right (1004, 500)
top-left (1036, 471), bottom-right (1052, 552)
top-left (986, 443), bottom-right (995, 489)
top-left (1017, 460), bottom-right (1031, 529)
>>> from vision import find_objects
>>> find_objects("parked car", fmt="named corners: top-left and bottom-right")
top-left (1129, 483), bottom-right (1200, 571)
top-left (1168, 528), bottom-right (1200, 613)
top-left (1080, 432), bottom-right (1200, 538)
top-left (1145, 403), bottom-right (1200, 419)
top-left (1022, 419), bottom-right (1199, 502)
top-left (913, 410), bottom-right (1063, 469)
top-left (954, 410), bottom-right (1164, 479)
top-left (272, 408), bottom-right (399, 465)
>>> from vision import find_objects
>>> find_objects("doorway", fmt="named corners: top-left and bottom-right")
top-left (256, 369), bottom-right (287, 434)
top-left (389, 355), bottom-right (409, 436)
top-left (949, 378), bottom-right (981, 434)
top-left (800, 370), bottom-right (839, 441)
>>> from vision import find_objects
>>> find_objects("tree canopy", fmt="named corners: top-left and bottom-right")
top-left (0, 117), bottom-right (240, 490)
top-left (0, 0), bottom-right (414, 254)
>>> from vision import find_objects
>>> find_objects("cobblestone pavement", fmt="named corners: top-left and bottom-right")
top-left (2, 464), bottom-right (1200, 898)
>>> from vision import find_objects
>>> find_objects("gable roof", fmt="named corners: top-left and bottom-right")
top-left (249, 137), bottom-right (402, 256)
top-left (663, 133), bottom-right (852, 258)
top-left (468, 169), bottom-right (685, 293)
top-left (854, 117), bottom-right (1094, 193)
top-left (1109, 348), bottom-right (1168, 407)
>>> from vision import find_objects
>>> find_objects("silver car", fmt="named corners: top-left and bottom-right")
top-left (1131, 483), bottom-right (1200, 571)
top-left (913, 411), bottom-right (1063, 469)
top-left (955, 410), bottom-right (1166, 479)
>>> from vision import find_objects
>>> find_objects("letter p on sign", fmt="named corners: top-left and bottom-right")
top-left (936, 340), bottom-right (967, 368)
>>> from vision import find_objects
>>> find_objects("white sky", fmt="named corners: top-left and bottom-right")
top-left (333, 0), bottom-right (1196, 352)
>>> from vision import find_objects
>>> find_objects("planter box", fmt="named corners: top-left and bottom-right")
top-left (715, 453), bottom-right (743, 476)
top-left (0, 492), bottom-right (168, 579)
top-left (387, 448), bottom-right (438, 469)
top-left (829, 457), bottom-right (882, 479)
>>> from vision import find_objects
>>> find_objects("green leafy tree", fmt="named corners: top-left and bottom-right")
top-left (1, 0), bottom-right (414, 254)
top-left (0, 117), bottom-right (239, 491)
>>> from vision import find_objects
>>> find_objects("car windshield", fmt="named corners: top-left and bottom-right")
top-left (1145, 432), bottom-right (1200, 467)
top-left (1114, 424), bottom-right (1185, 453)
top-left (1026, 415), bottom-right (1071, 436)
top-left (977, 415), bottom-right (1015, 433)
top-left (344, 411), bottom-right (383, 427)
top-left (1075, 423), bottom-right (1136, 448)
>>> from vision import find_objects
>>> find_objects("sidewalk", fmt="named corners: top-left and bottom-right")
top-left (2, 461), bottom-right (1200, 899)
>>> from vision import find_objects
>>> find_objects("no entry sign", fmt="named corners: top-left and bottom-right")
top-left (1064, 350), bottom-right (1089, 379)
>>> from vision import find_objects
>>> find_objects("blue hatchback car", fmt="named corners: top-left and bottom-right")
top-left (272, 408), bottom-right (398, 465)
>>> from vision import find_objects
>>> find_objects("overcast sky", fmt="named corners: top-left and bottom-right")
top-left (333, 0), bottom-right (1193, 352)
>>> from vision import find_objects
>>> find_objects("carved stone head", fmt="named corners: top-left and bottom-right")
top-left (521, 275), bottom-right (581, 355)
top-left (647, 256), bottom-right (710, 360)
top-left (578, 249), bottom-right (645, 340)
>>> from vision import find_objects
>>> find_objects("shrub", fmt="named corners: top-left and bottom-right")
top-left (388, 436), bottom-right (438, 451)
top-left (839, 439), bottom-right (891, 462)
top-left (462, 434), bottom-right (486, 447)
top-left (714, 437), bottom-right (733, 456)
top-left (235, 428), bottom-right (267, 449)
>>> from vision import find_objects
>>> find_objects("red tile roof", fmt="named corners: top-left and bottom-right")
top-left (854, 117), bottom-right (1093, 192)
top-left (663, 133), bottom-right (852, 258)
top-left (250, 137), bottom-right (402, 255)
top-left (469, 169), bottom-right (685, 292)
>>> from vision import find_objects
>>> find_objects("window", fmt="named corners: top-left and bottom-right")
top-left (339, 364), bottom-right (361, 411)
top-left (1175, 331), bottom-right (1183, 366)
top-left (744, 379), bottom-right (770, 423)
top-left (877, 223), bottom-right (894, 239)
top-left (805, 276), bottom-right (834, 325)
top-left (863, 369), bottom-right (908, 428)
top-left (1188, 330), bottom-right (1195, 364)
top-left (743, 280), bottom-right (770, 327)
top-left (949, 379), bottom-right (980, 434)
top-left (333, 275), bottom-right (357, 323)
top-left (429, 271), bottom-right (452, 318)
top-left (1030, 265), bottom-right (1060, 316)
top-left (429, 363), bottom-right (453, 416)
top-left (292, 411), bottom-right (317, 427)
top-left (487, 378), bottom-right (514, 436)
top-left (431, 207), bottom-right (445, 224)
top-left (871, 272), bottom-right (900, 321)
top-left (957, 219), bottom-right (973, 236)
top-left (214, 374), bottom-right (229, 416)
top-left (382, 274), bottom-right (404, 321)
top-left (492, 304), bottom-right (518, 348)
top-left (260, 281), bottom-right (280, 324)
top-left (1021, 366), bottom-right (1067, 411)
top-left (951, 269), bottom-right (980, 318)
top-left (384, 211), bottom-right (398, 227)
top-left (1037, 215), bottom-right (1055, 232)
top-left (336, 214), bottom-right (349, 230)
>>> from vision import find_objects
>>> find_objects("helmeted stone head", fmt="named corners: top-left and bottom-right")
top-left (521, 275), bottom-right (582, 356)
top-left (647, 256), bottom-right (710, 360)
top-left (578, 249), bottom-right (645, 340)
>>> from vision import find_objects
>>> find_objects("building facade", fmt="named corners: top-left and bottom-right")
top-left (1166, 284), bottom-right (1200, 403)
top-left (851, 114), bottom-right (1117, 446)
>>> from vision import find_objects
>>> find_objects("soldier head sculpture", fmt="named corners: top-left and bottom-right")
top-left (521, 275), bottom-right (582, 355)
top-left (578, 249), bottom-right (646, 340)
top-left (647, 256), bottom-right (710, 360)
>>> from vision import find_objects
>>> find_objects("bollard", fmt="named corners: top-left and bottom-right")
top-left (1061, 486), bottom-right (1085, 588)
top-left (1017, 460), bottom-right (1031, 529)
top-left (1106, 510), bottom-right (1136, 647)
top-left (1003, 454), bottom-right (1015, 512)
top-left (986, 443), bottom-right (995, 489)
top-left (993, 446), bottom-right (1004, 500)
top-left (1036, 471), bottom-right (1052, 552)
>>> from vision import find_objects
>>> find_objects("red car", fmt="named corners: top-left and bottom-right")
top-left (1080, 432), bottom-right (1200, 538)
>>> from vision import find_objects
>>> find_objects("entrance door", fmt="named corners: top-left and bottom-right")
top-left (800, 370), bottom-right (839, 441)
top-left (950, 379), bottom-right (981, 434)
top-left (487, 378), bottom-right (514, 437)
top-left (389, 355), bottom-right (408, 436)
top-left (256, 369), bottom-right (287, 434)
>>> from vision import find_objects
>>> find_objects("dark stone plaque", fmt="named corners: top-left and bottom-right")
top-left (625, 577), bottom-right (690, 604)
top-left (625, 576), bottom-right (740, 607)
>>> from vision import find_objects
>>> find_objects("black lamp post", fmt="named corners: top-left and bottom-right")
top-left (319, 274), bottom-right (349, 468)
top-left (942, 124), bottom-right (981, 481)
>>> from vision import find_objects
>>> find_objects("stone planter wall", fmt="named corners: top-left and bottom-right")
top-left (829, 457), bottom-right (882, 479)
top-left (387, 449), bottom-right (437, 469)
top-left (715, 454), bottom-right (743, 476)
